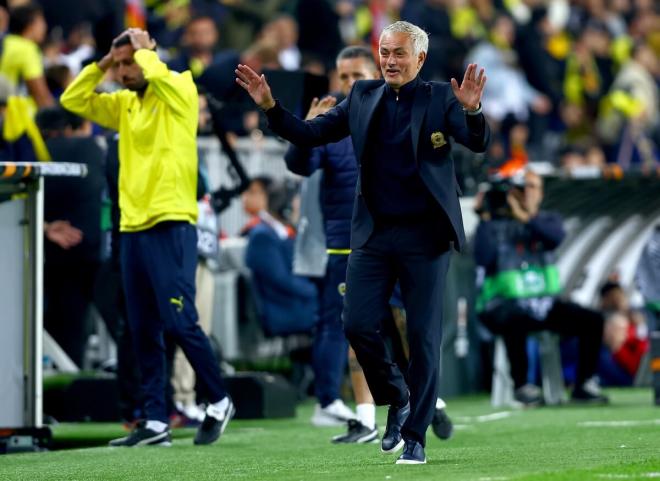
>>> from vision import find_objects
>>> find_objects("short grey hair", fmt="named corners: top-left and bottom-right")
top-left (379, 21), bottom-right (429, 56)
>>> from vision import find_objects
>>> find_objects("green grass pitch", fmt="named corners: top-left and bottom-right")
top-left (1, 389), bottom-right (658, 481)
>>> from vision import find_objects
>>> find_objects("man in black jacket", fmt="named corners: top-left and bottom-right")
top-left (237, 20), bottom-right (489, 464)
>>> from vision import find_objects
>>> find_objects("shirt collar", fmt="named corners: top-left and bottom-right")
top-left (259, 210), bottom-right (289, 240)
top-left (385, 75), bottom-right (420, 101)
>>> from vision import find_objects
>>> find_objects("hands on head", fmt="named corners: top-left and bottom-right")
top-left (98, 28), bottom-right (157, 71)
top-left (451, 63), bottom-right (487, 112)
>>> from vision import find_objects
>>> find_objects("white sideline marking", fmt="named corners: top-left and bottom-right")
top-left (597, 474), bottom-right (660, 479)
top-left (578, 419), bottom-right (660, 427)
top-left (456, 411), bottom-right (513, 423)
top-left (478, 477), bottom-right (510, 481)
top-left (454, 424), bottom-right (473, 430)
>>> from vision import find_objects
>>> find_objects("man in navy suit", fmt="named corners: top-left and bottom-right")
top-left (236, 21), bottom-right (489, 464)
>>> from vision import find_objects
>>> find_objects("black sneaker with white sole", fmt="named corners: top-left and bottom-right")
top-left (331, 419), bottom-right (379, 444)
top-left (571, 377), bottom-right (609, 405)
top-left (395, 440), bottom-right (426, 465)
top-left (109, 423), bottom-right (171, 447)
top-left (381, 401), bottom-right (410, 454)
top-left (431, 407), bottom-right (454, 440)
top-left (194, 398), bottom-right (236, 445)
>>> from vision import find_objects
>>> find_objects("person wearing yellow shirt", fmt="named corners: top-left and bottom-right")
top-left (0, 3), bottom-right (53, 107)
top-left (61, 28), bottom-right (234, 448)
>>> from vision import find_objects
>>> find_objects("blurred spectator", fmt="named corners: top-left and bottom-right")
top-left (468, 14), bottom-right (551, 126)
top-left (558, 143), bottom-right (607, 177)
top-left (515, 6), bottom-right (564, 107)
top-left (564, 21), bottom-right (615, 112)
top-left (295, 0), bottom-right (344, 73)
top-left (260, 14), bottom-right (301, 71)
top-left (36, 105), bottom-right (104, 368)
top-left (168, 15), bottom-right (230, 78)
top-left (598, 281), bottom-right (649, 386)
top-left (597, 42), bottom-right (659, 169)
top-left (44, 64), bottom-right (73, 99)
top-left (0, 72), bottom-right (35, 162)
top-left (636, 225), bottom-right (660, 332)
top-left (39, 0), bottom-right (123, 58)
top-left (196, 40), bottom-right (279, 135)
top-left (0, 3), bottom-right (54, 107)
top-left (245, 179), bottom-right (317, 336)
top-left (0, 1), bottom-right (8, 35)
top-left (239, 175), bottom-right (272, 237)
top-left (353, 0), bottom-right (403, 56)
top-left (145, 0), bottom-right (189, 50)
top-left (218, 0), bottom-right (286, 52)
top-left (404, 0), bottom-right (456, 82)
top-left (475, 170), bottom-right (608, 406)
top-left (42, 22), bottom-right (96, 76)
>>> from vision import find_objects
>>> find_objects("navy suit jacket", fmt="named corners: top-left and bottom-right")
top-left (265, 78), bottom-right (490, 251)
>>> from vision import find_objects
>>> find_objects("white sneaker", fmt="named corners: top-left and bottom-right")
top-left (310, 399), bottom-right (357, 427)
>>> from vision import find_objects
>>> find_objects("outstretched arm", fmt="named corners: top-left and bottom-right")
top-left (235, 64), bottom-right (349, 147)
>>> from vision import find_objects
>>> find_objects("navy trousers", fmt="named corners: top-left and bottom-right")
top-left (343, 221), bottom-right (451, 446)
top-left (120, 221), bottom-right (226, 423)
top-left (313, 254), bottom-right (350, 407)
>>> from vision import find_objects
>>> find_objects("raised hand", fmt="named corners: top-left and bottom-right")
top-left (451, 63), bottom-right (487, 111)
top-left (305, 95), bottom-right (336, 120)
top-left (235, 64), bottom-right (276, 111)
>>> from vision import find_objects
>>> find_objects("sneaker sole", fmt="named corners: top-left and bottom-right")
top-left (136, 431), bottom-right (171, 447)
top-left (311, 415), bottom-right (353, 427)
top-left (109, 431), bottom-right (171, 447)
top-left (381, 438), bottom-right (405, 454)
top-left (356, 430), bottom-right (379, 444)
top-left (219, 403), bottom-right (236, 436)
top-left (395, 458), bottom-right (426, 465)
top-left (331, 429), bottom-right (379, 444)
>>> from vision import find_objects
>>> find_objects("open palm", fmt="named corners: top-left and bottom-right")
top-left (451, 63), bottom-right (487, 111)
top-left (235, 64), bottom-right (275, 110)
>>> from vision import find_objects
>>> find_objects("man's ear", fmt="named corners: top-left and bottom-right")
top-left (417, 51), bottom-right (426, 70)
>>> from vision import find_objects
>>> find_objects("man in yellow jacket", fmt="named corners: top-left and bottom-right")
top-left (61, 28), bottom-right (234, 447)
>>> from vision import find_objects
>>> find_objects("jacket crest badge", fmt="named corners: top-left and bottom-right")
top-left (431, 131), bottom-right (447, 149)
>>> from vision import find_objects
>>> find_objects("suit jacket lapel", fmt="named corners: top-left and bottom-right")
top-left (355, 83), bottom-right (386, 162)
top-left (411, 81), bottom-right (430, 162)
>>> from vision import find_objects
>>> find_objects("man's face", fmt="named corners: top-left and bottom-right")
top-left (184, 18), bottom-right (218, 54)
top-left (112, 45), bottom-right (147, 91)
top-left (601, 287), bottom-right (628, 312)
top-left (28, 13), bottom-right (47, 44)
top-left (522, 172), bottom-right (543, 214)
top-left (242, 181), bottom-right (268, 216)
top-left (336, 57), bottom-right (380, 97)
top-left (378, 31), bottom-right (425, 90)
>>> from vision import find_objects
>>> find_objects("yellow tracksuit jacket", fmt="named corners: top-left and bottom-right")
top-left (61, 49), bottom-right (198, 232)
